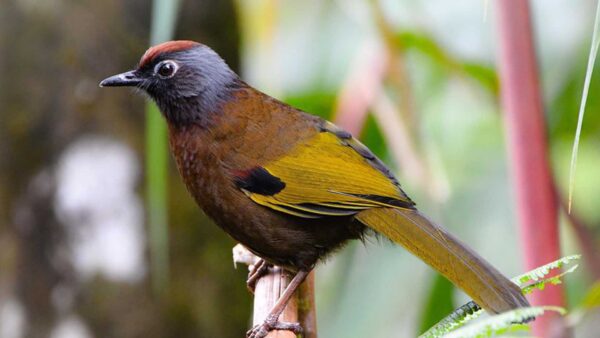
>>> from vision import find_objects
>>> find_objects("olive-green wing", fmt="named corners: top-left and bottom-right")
top-left (235, 122), bottom-right (414, 218)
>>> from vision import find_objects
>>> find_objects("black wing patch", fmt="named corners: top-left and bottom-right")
top-left (234, 167), bottom-right (286, 196)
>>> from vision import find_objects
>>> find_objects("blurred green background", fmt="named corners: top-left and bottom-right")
top-left (1, 0), bottom-right (599, 337)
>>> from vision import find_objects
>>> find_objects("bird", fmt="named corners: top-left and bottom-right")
top-left (100, 40), bottom-right (529, 338)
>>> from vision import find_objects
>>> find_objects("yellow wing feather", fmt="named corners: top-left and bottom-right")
top-left (243, 126), bottom-right (413, 218)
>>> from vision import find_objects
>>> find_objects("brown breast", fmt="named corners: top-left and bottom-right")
top-left (166, 86), bottom-right (363, 269)
top-left (167, 85), bottom-right (319, 227)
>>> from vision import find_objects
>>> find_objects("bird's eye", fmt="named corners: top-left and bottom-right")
top-left (155, 60), bottom-right (178, 78)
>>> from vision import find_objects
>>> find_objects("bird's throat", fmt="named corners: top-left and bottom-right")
top-left (154, 79), bottom-right (244, 129)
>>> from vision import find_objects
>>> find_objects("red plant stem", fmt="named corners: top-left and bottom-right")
top-left (494, 1), bottom-right (566, 336)
top-left (333, 44), bottom-right (387, 135)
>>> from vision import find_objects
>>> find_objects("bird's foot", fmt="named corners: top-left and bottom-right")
top-left (246, 315), bottom-right (303, 338)
top-left (246, 259), bottom-right (270, 294)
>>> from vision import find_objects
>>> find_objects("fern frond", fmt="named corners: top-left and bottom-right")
top-left (443, 306), bottom-right (565, 338)
top-left (419, 301), bottom-right (482, 338)
top-left (520, 264), bottom-right (579, 294)
top-left (512, 255), bottom-right (580, 287)
top-left (421, 255), bottom-right (580, 337)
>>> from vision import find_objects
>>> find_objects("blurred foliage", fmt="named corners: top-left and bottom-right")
top-left (549, 58), bottom-right (600, 141)
top-left (442, 306), bottom-right (564, 338)
top-left (396, 31), bottom-right (499, 95)
top-left (424, 255), bottom-right (580, 337)
top-left (0, 0), bottom-right (248, 337)
top-left (145, 0), bottom-right (180, 295)
top-left (418, 274), bottom-right (455, 334)
top-left (580, 281), bottom-right (600, 310)
top-left (515, 255), bottom-right (581, 294)
top-left (285, 92), bottom-right (336, 119)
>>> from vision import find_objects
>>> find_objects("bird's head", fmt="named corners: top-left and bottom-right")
top-left (100, 40), bottom-right (239, 126)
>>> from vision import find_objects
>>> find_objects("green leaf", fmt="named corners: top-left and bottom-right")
top-left (511, 255), bottom-right (581, 287)
top-left (421, 255), bottom-right (580, 337)
top-left (419, 301), bottom-right (482, 338)
top-left (284, 92), bottom-right (337, 119)
top-left (419, 273), bottom-right (456, 334)
top-left (443, 306), bottom-right (565, 338)
top-left (566, 281), bottom-right (600, 326)
top-left (360, 114), bottom-right (388, 159)
top-left (461, 62), bottom-right (498, 95)
top-left (568, 0), bottom-right (600, 211)
top-left (580, 281), bottom-right (600, 310)
top-left (520, 265), bottom-right (579, 295)
top-left (396, 31), bottom-right (498, 94)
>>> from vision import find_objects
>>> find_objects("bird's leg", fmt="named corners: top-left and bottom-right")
top-left (246, 259), bottom-right (270, 294)
top-left (246, 269), bottom-right (310, 338)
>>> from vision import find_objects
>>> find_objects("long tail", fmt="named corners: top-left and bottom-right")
top-left (355, 207), bottom-right (529, 313)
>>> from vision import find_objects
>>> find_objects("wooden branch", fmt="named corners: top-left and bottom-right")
top-left (254, 266), bottom-right (298, 338)
top-left (298, 271), bottom-right (318, 338)
top-left (233, 244), bottom-right (317, 338)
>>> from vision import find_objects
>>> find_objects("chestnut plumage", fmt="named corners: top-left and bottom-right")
top-left (101, 40), bottom-right (529, 338)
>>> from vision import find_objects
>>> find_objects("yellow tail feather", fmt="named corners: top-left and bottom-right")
top-left (356, 208), bottom-right (529, 313)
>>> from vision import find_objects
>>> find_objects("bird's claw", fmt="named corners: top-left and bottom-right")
top-left (246, 259), bottom-right (270, 294)
top-left (246, 315), bottom-right (303, 338)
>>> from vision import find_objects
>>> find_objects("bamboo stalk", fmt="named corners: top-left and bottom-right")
top-left (493, 1), bottom-right (566, 336)
top-left (233, 244), bottom-right (316, 338)
top-left (254, 266), bottom-right (298, 338)
top-left (298, 272), bottom-right (318, 338)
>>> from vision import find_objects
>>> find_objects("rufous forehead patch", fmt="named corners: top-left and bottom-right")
top-left (139, 40), bottom-right (199, 68)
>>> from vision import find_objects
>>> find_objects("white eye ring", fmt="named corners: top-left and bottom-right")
top-left (155, 60), bottom-right (179, 78)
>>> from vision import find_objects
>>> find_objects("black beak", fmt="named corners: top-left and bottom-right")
top-left (99, 70), bottom-right (142, 87)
